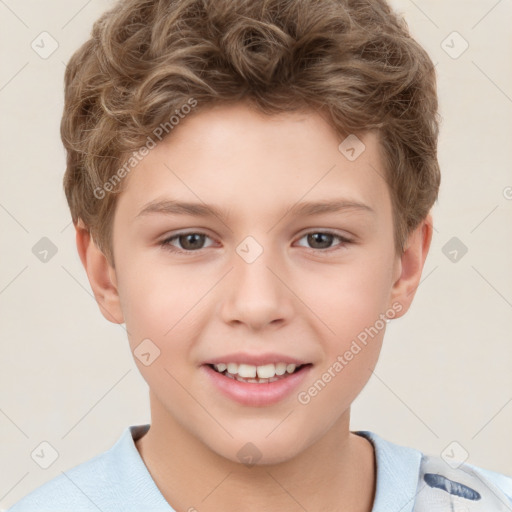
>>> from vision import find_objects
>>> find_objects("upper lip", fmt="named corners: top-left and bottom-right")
top-left (203, 353), bottom-right (310, 366)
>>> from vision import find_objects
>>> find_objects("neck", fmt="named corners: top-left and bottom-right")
top-left (135, 392), bottom-right (376, 512)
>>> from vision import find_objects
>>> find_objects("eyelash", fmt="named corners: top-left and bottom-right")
top-left (159, 230), bottom-right (353, 255)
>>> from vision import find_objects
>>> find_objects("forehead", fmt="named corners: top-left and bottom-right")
top-left (115, 102), bottom-right (391, 224)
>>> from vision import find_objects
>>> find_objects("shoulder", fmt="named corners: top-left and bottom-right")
top-left (356, 431), bottom-right (512, 512)
top-left (469, 464), bottom-right (512, 498)
top-left (414, 454), bottom-right (512, 511)
top-left (7, 449), bottom-right (121, 512)
top-left (7, 424), bottom-right (171, 512)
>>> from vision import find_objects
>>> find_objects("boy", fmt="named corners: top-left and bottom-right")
top-left (8, 0), bottom-right (512, 511)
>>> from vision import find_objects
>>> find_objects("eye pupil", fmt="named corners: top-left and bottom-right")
top-left (180, 233), bottom-right (205, 250)
top-left (308, 233), bottom-right (333, 249)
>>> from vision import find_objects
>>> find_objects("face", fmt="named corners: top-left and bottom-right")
top-left (107, 102), bottom-right (405, 464)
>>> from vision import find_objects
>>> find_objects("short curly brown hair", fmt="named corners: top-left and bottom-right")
top-left (61, 0), bottom-right (440, 265)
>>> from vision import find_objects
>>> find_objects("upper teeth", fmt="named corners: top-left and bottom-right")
top-left (213, 362), bottom-right (298, 378)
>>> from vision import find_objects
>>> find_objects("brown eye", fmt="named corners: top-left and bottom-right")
top-left (296, 231), bottom-right (352, 251)
top-left (307, 233), bottom-right (335, 249)
top-left (177, 233), bottom-right (207, 250)
top-left (160, 232), bottom-right (214, 253)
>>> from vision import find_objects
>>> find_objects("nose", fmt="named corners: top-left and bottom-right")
top-left (219, 243), bottom-right (295, 331)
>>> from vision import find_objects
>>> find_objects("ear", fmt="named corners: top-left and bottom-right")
top-left (75, 220), bottom-right (124, 324)
top-left (389, 214), bottom-right (433, 318)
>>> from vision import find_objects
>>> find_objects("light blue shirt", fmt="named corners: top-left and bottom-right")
top-left (7, 424), bottom-right (512, 511)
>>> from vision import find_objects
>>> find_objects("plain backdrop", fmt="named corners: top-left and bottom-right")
top-left (1, 0), bottom-right (511, 508)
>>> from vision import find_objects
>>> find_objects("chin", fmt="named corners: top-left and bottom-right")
top-left (205, 430), bottom-right (312, 467)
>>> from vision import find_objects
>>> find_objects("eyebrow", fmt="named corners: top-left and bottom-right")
top-left (136, 198), bottom-right (375, 222)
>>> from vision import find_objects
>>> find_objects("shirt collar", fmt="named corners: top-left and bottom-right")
top-left (354, 430), bottom-right (422, 512)
top-left (117, 425), bottom-right (422, 512)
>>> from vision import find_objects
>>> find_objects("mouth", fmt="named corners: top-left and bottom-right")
top-left (206, 362), bottom-right (312, 384)
top-left (201, 360), bottom-right (313, 406)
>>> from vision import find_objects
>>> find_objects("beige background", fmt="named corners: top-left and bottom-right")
top-left (1, 0), bottom-right (511, 508)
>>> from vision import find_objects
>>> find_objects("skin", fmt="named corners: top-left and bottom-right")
top-left (76, 102), bottom-right (432, 512)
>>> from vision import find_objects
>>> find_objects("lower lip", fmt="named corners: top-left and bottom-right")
top-left (201, 364), bottom-right (313, 407)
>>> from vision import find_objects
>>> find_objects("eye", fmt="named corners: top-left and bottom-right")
top-left (160, 232), bottom-right (215, 253)
top-left (295, 231), bottom-right (352, 251)
top-left (159, 230), bottom-right (353, 255)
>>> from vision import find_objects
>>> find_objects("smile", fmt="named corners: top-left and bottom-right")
top-left (209, 362), bottom-right (307, 383)
top-left (202, 363), bottom-right (313, 406)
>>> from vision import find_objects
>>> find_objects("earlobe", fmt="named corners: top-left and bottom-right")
top-left (75, 221), bottom-right (124, 324)
top-left (389, 214), bottom-right (433, 318)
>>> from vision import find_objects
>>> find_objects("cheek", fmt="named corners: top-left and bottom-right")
top-left (296, 264), bottom-right (389, 418)
top-left (117, 254), bottom-right (201, 338)
top-left (117, 261), bottom-right (200, 392)
top-left (295, 252), bottom-right (393, 397)
top-left (298, 255), bottom-right (394, 331)
top-left (117, 259), bottom-right (215, 385)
